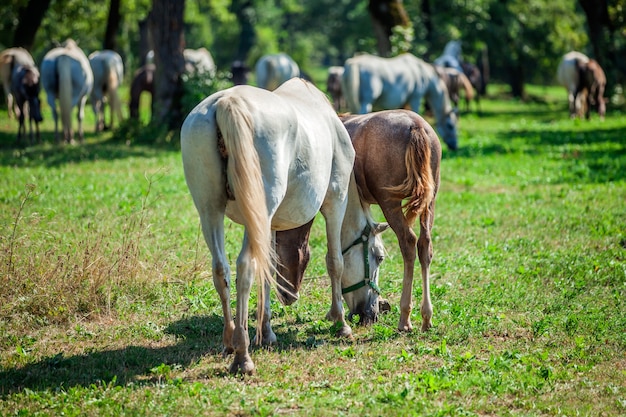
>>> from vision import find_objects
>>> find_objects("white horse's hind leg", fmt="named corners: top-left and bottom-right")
top-left (195, 206), bottom-right (236, 356)
top-left (77, 96), bottom-right (88, 142)
top-left (231, 233), bottom-right (255, 374)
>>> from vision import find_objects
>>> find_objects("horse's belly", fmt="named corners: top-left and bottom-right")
top-left (271, 193), bottom-right (322, 231)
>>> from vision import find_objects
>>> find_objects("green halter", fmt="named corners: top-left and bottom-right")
top-left (341, 223), bottom-right (381, 295)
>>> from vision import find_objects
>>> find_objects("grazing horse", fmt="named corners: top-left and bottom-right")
top-left (181, 78), bottom-right (388, 374)
top-left (129, 64), bottom-right (155, 119)
top-left (276, 109), bottom-right (441, 332)
top-left (183, 47), bottom-right (216, 77)
top-left (89, 50), bottom-right (124, 132)
top-left (254, 53), bottom-right (299, 90)
top-left (459, 62), bottom-right (484, 112)
top-left (577, 59), bottom-right (606, 120)
top-left (41, 39), bottom-right (93, 143)
top-left (326, 66), bottom-right (345, 112)
top-left (341, 53), bottom-right (458, 150)
top-left (11, 64), bottom-right (43, 145)
top-left (434, 40), bottom-right (463, 73)
top-left (557, 52), bottom-right (607, 119)
top-left (0, 47), bottom-right (36, 120)
top-left (435, 66), bottom-right (474, 113)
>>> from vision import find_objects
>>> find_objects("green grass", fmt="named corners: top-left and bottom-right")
top-left (0, 84), bottom-right (625, 416)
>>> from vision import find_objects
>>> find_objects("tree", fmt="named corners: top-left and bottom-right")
top-left (103, 0), bottom-right (121, 50)
top-left (12, 0), bottom-right (52, 50)
top-left (367, 0), bottom-right (410, 56)
top-left (578, 0), bottom-right (625, 95)
top-left (149, 0), bottom-right (186, 129)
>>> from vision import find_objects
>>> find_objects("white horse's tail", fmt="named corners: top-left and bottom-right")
top-left (105, 58), bottom-right (123, 125)
top-left (342, 59), bottom-right (361, 113)
top-left (57, 55), bottom-right (73, 140)
top-left (215, 95), bottom-right (276, 343)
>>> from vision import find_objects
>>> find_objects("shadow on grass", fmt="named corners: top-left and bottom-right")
top-left (0, 123), bottom-right (180, 168)
top-left (0, 312), bottom-right (362, 396)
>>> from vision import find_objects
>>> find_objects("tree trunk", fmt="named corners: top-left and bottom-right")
top-left (421, 0), bottom-right (433, 61)
top-left (578, 0), bottom-right (623, 96)
top-left (12, 0), bottom-right (52, 50)
top-left (149, 0), bottom-right (186, 129)
top-left (367, 0), bottom-right (410, 57)
top-left (103, 0), bottom-right (122, 51)
top-left (230, 0), bottom-right (256, 62)
top-left (138, 17), bottom-right (153, 66)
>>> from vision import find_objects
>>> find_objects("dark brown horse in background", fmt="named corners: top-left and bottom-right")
top-left (129, 64), bottom-right (154, 119)
top-left (276, 109), bottom-right (442, 332)
top-left (577, 59), bottom-right (606, 119)
top-left (11, 64), bottom-right (43, 145)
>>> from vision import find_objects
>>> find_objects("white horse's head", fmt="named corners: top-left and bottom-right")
top-left (341, 221), bottom-right (390, 325)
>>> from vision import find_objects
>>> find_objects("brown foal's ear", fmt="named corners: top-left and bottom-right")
top-left (373, 222), bottom-right (390, 235)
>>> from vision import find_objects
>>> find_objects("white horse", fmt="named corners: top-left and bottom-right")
top-left (341, 53), bottom-right (459, 150)
top-left (181, 78), bottom-right (388, 374)
top-left (0, 47), bottom-right (36, 120)
top-left (254, 53), bottom-right (299, 90)
top-left (89, 50), bottom-right (124, 132)
top-left (41, 39), bottom-right (93, 143)
top-left (146, 48), bottom-right (216, 76)
top-left (434, 40), bottom-right (464, 73)
top-left (183, 47), bottom-right (216, 77)
top-left (557, 51), bottom-right (592, 118)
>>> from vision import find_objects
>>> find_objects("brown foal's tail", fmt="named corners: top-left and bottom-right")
top-left (386, 125), bottom-right (435, 227)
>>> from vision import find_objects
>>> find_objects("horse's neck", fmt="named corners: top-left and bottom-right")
top-left (426, 78), bottom-right (453, 124)
top-left (341, 174), bottom-right (370, 248)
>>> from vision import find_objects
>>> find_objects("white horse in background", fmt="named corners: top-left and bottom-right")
top-left (254, 53), bottom-right (299, 90)
top-left (0, 47), bottom-right (36, 120)
top-left (146, 48), bottom-right (216, 77)
top-left (183, 47), bottom-right (216, 77)
top-left (434, 40), bottom-right (464, 73)
top-left (181, 78), bottom-right (388, 374)
top-left (41, 39), bottom-right (93, 143)
top-left (556, 51), bottom-right (602, 118)
top-left (89, 50), bottom-right (124, 132)
top-left (341, 53), bottom-right (459, 150)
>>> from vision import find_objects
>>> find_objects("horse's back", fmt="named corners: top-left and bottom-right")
top-left (255, 53), bottom-right (299, 90)
top-left (557, 51), bottom-right (589, 89)
top-left (184, 48), bottom-right (216, 76)
top-left (42, 42), bottom-right (93, 100)
top-left (182, 79), bottom-right (353, 229)
top-left (342, 110), bottom-right (440, 204)
top-left (1, 48), bottom-right (35, 92)
top-left (89, 50), bottom-right (124, 88)
top-left (343, 53), bottom-right (431, 113)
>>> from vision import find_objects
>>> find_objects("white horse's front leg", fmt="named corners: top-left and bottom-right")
top-left (258, 279), bottom-right (277, 345)
top-left (321, 205), bottom-right (352, 338)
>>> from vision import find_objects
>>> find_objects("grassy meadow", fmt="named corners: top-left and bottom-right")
top-left (0, 83), bottom-right (625, 416)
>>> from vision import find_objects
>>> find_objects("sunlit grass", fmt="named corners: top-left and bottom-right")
top-left (0, 83), bottom-right (625, 416)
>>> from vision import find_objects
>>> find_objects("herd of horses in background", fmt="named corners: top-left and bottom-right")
top-left (0, 39), bottom-right (608, 148)
top-left (0, 39), bottom-right (610, 374)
